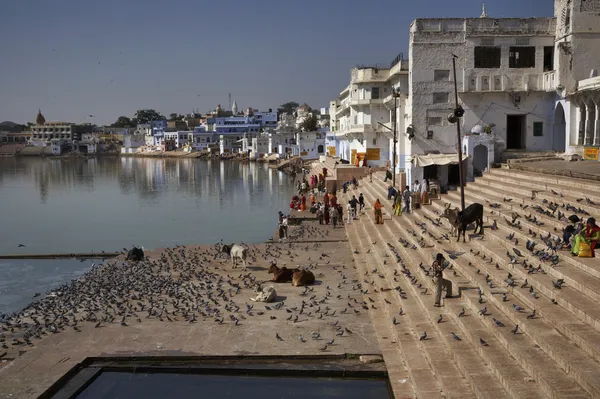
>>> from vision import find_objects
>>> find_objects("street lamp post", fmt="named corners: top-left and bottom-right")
top-left (392, 89), bottom-right (398, 189)
top-left (451, 55), bottom-right (466, 212)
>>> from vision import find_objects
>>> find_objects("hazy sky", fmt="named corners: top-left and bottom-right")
top-left (0, 0), bottom-right (553, 125)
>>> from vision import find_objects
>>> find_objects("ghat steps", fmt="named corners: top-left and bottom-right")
top-left (340, 167), bottom-right (599, 398)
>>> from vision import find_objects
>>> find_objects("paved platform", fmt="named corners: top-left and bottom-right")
top-left (0, 222), bottom-right (382, 399)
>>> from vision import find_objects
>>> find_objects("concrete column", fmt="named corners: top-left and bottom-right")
top-left (579, 105), bottom-right (587, 146)
top-left (584, 103), bottom-right (593, 146)
top-left (595, 101), bottom-right (600, 147)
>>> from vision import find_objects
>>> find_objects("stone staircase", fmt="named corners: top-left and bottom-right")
top-left (340, 168), bottom-right (599, 398)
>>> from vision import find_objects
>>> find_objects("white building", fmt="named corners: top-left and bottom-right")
top-left (330, 1), bottom-right (600, 189)
top-left (332, 64), bottom-right (409, 168)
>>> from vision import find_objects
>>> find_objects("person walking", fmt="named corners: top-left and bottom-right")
top-left (373, 199), bottom-right (384, 224)
top-left (358, 193), bottom-right (365, 212)
top-left (346, 203), bottom-right (353, 224)
top-left (349, 195), bottom-right (358, 219)
top-left (401, 186), bottom-right (412, 214)
top-left (368, 166), bottom-right (373, 182)
top-left (330, 206), bottom-right (338, 228)
top-left (316, 205), bottom-right (324, 225)
top-left (433, 253), bottom-right (452, 307)
top-left (420, 178), bottom-right (429, 205)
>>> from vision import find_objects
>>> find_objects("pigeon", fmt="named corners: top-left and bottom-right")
top-left (513, 304), bottom-right (524, 312)
top-left (451, 332), bottom-right (461, 341)
top-left (479, 338), bottom-right (489, 346)
top-left (511, 324), bottom-right (519, 334)
top-left (493, 318), bottom-right (505, 327)
top-left (437, 314), bottom-right (443, 324)
top-left (479, 307), bottom-right (487, 315)
top-left (458, 308), bottom-right (465, 317)
top-left (501, 293), bottom-right (508, 302)
top-left (527, 310), bottom-right (536, 319)
top-left (419, 331), bottom-right (427, 341)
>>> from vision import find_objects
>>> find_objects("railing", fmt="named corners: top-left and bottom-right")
top-left (390, 53), bottom-right (404, 69)
top-left (542, 71), bottom-right (556, 92)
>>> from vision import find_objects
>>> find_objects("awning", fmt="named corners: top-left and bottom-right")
top-left (413, 153), bottom-right (468, 168)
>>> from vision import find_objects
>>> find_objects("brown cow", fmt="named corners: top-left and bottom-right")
top-left (268, 263), bottom-right (298, 283)
top-left (292, 269), bottom-right (316, 287)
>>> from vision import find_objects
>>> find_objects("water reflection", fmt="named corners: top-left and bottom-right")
top-left (0, 157), bottom-right (295, 253)
top-left (0, 157), bottom-right (296, 313)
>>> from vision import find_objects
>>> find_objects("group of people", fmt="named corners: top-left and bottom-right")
top-left (564, 216), bottom-right (600, 257)
top-left (376, 178), bottom-right (431, 223)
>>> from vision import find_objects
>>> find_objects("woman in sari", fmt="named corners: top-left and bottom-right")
top-left (323, 192), bottom-right (330, 207)
top-left (373, 199), bottom-right (384, 225)
top-left (309, 193), bottom-right (316, 208)
top-left (394, 191), bottom-right (403, 216)
top-left (572, 217), bottom-right (600, 257)
top-left (300, 195), bottom-right (307, 211)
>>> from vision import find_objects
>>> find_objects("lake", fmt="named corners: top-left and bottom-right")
top-left (0, 156), bottom-right (297, 313)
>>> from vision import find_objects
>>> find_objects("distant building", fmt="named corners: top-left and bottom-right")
top-left (30, 110), bottom-right (94, 142)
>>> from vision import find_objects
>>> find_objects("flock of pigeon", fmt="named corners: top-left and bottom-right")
top-left (0, 222), bottom-right (374, 357)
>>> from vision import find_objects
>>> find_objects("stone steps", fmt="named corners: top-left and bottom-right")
top-left (477, 173), bottom-right (600, 217)
top-left (440, 188), bottom-right (600, 332)
top-left (344, 224), bottom-right (420, 398)
top-left (445, 185), bottom-right (600, 286)
top-left (356, 180), bottom-right (591, 398)
top-left (349, 201), bottom-right (507, 398)
top-left (489, 168), bottom-right (600, 197)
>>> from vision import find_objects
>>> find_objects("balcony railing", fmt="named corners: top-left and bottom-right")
top-left (542, 71), bottom-right (557, 92)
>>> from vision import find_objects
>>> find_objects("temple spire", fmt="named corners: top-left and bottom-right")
top-left (480, 3), bottom-right (488, 18)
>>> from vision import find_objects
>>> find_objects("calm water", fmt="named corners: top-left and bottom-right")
top-left (0, 157), bottom-right (296, 313)
top-left (76, 372), bottom-right (391, 399)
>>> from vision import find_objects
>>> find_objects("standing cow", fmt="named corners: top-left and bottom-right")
top-left (221, 243), bottom-right (248, 271)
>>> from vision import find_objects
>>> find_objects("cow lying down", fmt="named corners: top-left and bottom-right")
top-left (250, 285), bottom-right (277, 303)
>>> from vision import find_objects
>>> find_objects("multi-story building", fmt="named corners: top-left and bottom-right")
top-left (30, 110), bottom-right (94, 143)
top-left (330, 1), bottom-right (600, 189)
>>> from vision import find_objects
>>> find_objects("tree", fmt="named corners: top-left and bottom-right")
top-left (112, 116), bottom-right (133, 127)
top-left (134, 109), bottom-right (166, 124)
top-left (299, 114), bottom-right (319, 132)
top-left (168, 113), bottom-right (184, 122)
top-left (277, 102), bottom-right (299, 116)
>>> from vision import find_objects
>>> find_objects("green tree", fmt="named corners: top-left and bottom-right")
top-left (112, 116), bottom-right (133, 127)
top-left (277, 102), bottom-right (299, 116)
top-left (134, 109), bottom-right (166, 124)
top-left (168, 113), bottom-right (184, 122)
top-left (299, 114), bottom-right (318, 132)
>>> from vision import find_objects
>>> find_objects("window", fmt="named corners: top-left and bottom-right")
top-left (428, 117), bottom-right (443, 126)
top-left (533, 122), bottom-right (543, 137)
top-left (372, 87), bottom-right (380, 99)
top-left (509, 47), bottom-right (536, 68)
top-left (372, 138), bottom-right (377, 145)
top-left (474, 47), bottom-right (501, 68)
top-left (432, 92), bottom-right (449, 104)
top-left (543, 46), bottom-right (554, 71)
top-left (434, 70), bottom-right (450, 81)
top-left (480, 38), bottom-right (494, 46)
top-left (515, 38), bottom-right (530, 46)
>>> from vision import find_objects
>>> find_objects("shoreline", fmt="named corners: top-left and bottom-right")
top-left (0, 211), bottom-right (375, 399)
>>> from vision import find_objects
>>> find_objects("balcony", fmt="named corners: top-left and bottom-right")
top-left (350, 67), bottom-right (390, 84)
top-left (349, 98), bottom-right (385, 106)
top-left (542, 71), bottom-right (557, 92)
top-left (461, 69), bottom-right (547, 93)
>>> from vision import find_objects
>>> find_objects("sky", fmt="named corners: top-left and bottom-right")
top-left (0, 0), bottom-right (554, 126)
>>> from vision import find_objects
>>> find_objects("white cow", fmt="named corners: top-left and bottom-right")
top-left (221, 243), bottom-right (248, 271)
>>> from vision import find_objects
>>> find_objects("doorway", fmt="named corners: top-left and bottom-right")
top-left (473, 144), bottom-right (488, 176)
top-left (424, 165), bottom-right (439, 180)
top-left (553, 103), bottom-right (566, 151)
top-left (506, 115), bottom-right (525, 150)
top-left (448, 164), bottom-right (460, 186)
